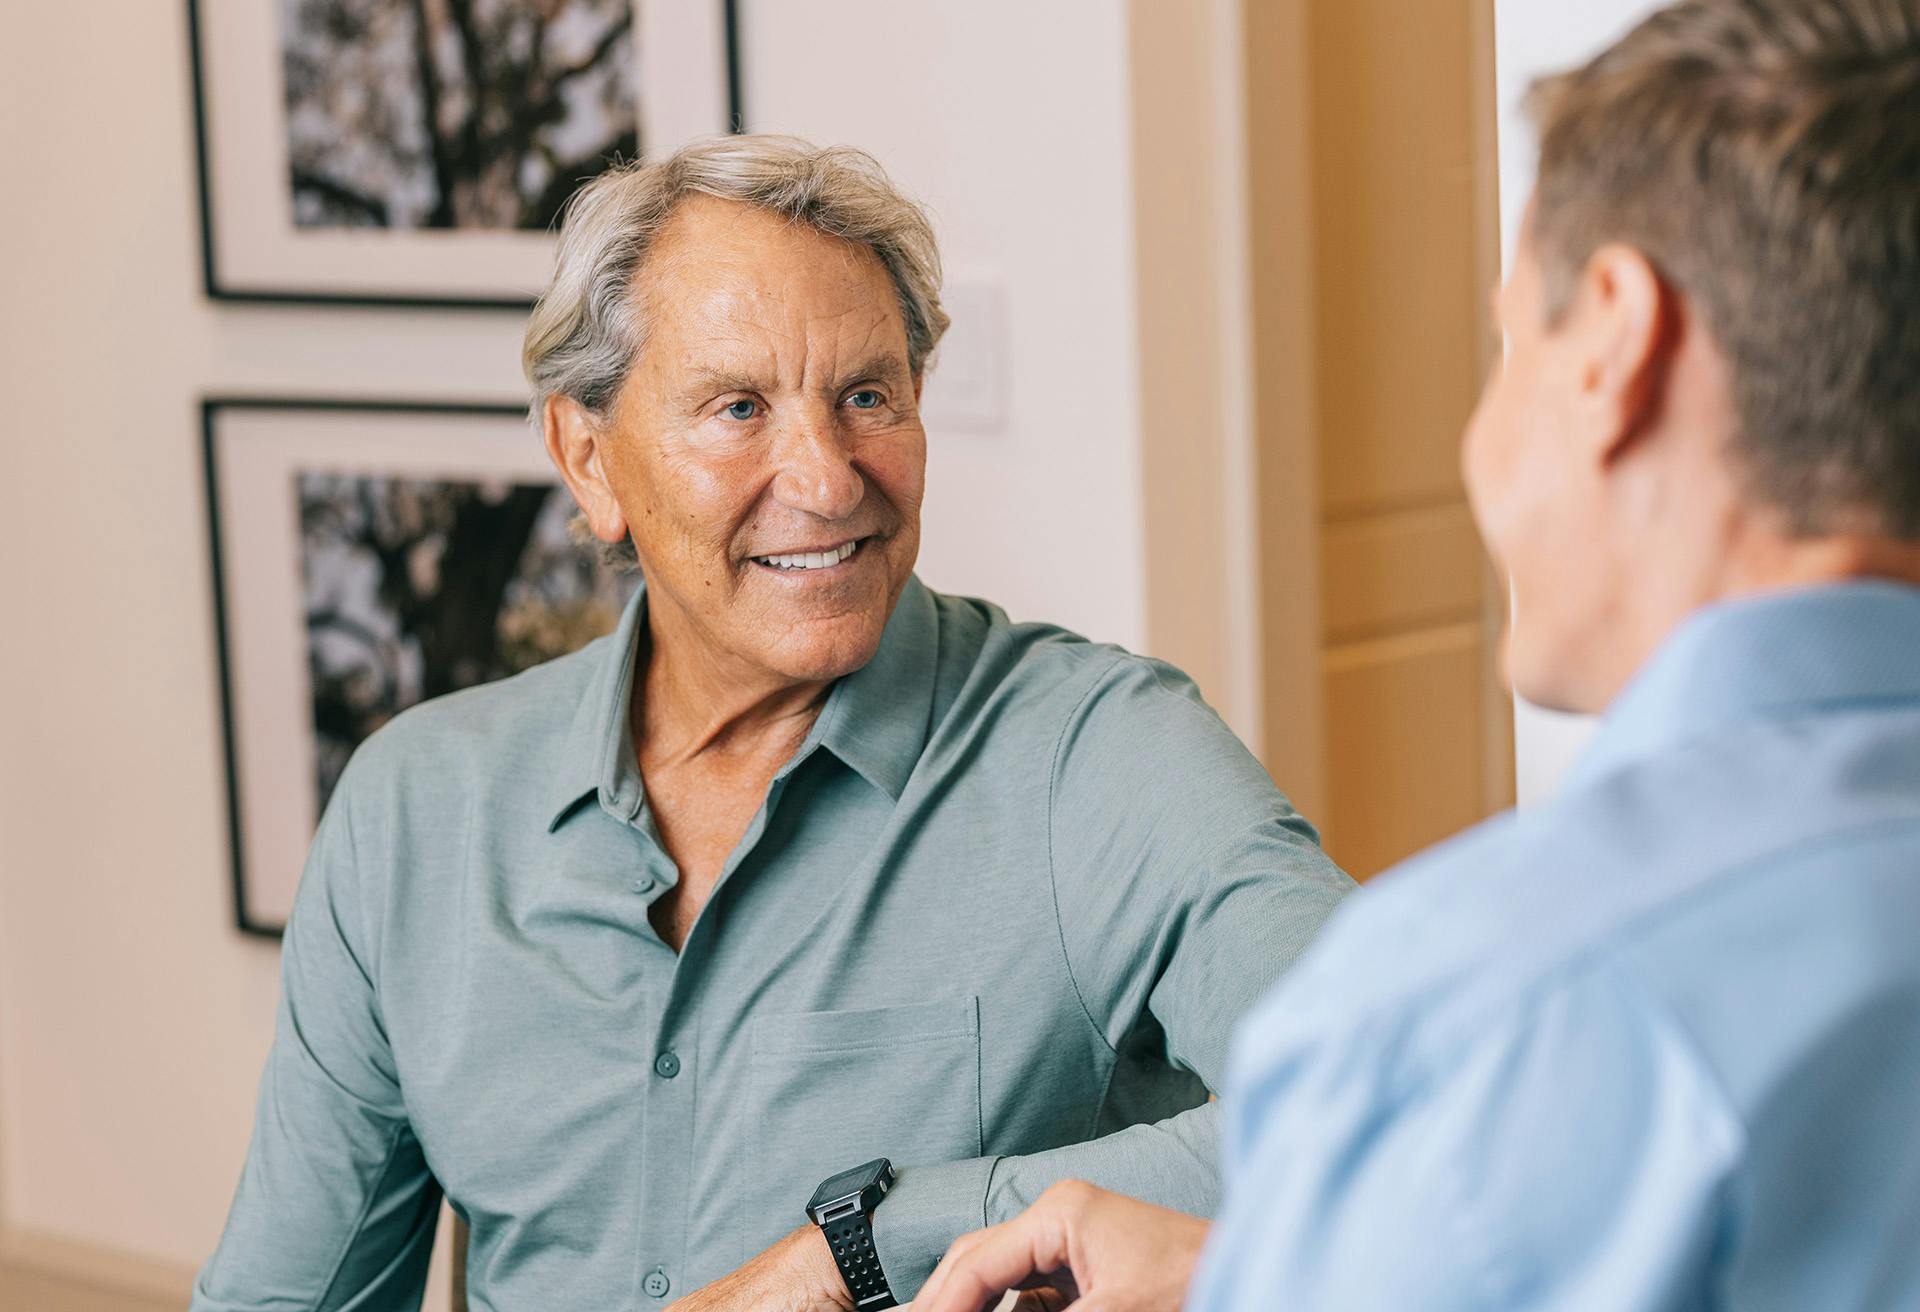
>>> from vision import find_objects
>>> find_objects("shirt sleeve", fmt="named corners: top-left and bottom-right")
top-left (192, 760), bottom-right (442, 1311)
top-left (875, 654), bottom-right (1354, 1297)
top-left (1189, 961), bottom-right (1745, 1311)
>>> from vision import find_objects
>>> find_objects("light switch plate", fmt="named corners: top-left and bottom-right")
top-left (921, 274), bottom-right (1009, 434)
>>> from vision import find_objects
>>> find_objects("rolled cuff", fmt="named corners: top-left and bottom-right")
top-left (872, 1154), bottom-right (1003, 1299)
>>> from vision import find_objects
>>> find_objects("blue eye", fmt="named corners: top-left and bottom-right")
top-left (723, 399), bottom-right (758, 421)
top-left (847, 390), bottom-right (882, 410)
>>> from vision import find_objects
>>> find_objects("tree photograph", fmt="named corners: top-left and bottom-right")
top-left (279, 0), bottom-right (641, 231)
top-left (298, 472), bottom-right (637, 815)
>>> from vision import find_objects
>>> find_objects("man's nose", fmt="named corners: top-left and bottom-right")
top-left (768, 406), bottom-right (864, 522)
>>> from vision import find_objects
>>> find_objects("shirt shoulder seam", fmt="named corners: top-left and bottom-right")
top-left (1044, 653), bottom-right (1132, 1058)
top-left (332, 772), bottom-right (380, 1001)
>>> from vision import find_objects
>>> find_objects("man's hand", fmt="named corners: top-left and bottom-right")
top-left (912, 1181), bottom-right (1209, 1312)
top-left (667, 1224), bottom-right (852, 1312)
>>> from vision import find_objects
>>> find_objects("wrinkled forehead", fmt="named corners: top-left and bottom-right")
top-left (631, 195), bottom-right (908, 377)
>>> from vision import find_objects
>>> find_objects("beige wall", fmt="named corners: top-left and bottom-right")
top-left (1131, 0), bottom-right (1268, 756)
top-left (1249, 0), bottom-right (1510, 877)
top-left (0, 0), bottom-right (1260, 1300)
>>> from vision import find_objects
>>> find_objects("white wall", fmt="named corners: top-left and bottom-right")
top-left (0, 0), bottom-right (1214, 1287)
top-left (1493, 0), bottom-right (1664, 803)
top-left (742, 3), bottom-right (1150, 648)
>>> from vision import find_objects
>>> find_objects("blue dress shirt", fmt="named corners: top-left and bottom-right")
top-left (1192, 582), bottom-right (1920, 1310)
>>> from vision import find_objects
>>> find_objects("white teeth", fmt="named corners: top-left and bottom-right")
top-left (754, 540), bottom-right (860, 571)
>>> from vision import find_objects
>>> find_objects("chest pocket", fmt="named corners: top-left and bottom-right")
top-left (741, 996), bottom-right (983, 1253)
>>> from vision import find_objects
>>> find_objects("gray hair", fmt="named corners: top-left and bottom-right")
top-left (522, 134), bottom-right (950, 427)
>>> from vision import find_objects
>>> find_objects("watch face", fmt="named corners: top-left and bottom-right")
top-left (808, 1158), bottom-right (892, 1213)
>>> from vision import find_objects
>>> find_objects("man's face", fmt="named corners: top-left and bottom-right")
top-left (1463, 223), bottom-right (1620, 712)
top-left (598, 195), bottom-right (926, 684)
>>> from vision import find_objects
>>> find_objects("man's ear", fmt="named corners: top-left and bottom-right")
top-left (1567, 243), bottom-right (1674, 467)
top-left (543, 395), bottom-right (630, 545)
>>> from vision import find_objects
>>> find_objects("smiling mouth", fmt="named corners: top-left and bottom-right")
top-left (749, 537), bottom-right (867, 573)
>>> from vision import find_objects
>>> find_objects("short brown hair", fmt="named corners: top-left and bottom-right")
top-left (1528, 0), bottom-right (1920, 537)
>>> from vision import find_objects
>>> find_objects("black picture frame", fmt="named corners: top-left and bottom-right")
top-left (204, 396), bottom-right (637, 936)
top-left (186, 0), bottom-right (744, 310)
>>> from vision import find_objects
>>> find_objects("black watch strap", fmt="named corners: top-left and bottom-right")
top-left (822, 1209), bottom-right (896, 1309)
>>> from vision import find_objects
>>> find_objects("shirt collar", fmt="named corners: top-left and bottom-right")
top-left (544, 574), bottom-right (940, 831)
top-left (811, 575), bottom-right (940, 800)
top-left (1568, 579), bottom-right (1920, 789)
top-left (545, 579), bottom-right (651, 830)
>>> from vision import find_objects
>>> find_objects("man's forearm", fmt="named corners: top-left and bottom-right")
top-left (988, 1102), bottom-right (1220, 1220)
top-left (873, 1101), bottom-right (1219, 1298)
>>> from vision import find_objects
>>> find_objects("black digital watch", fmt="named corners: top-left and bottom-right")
top-left (806, 1158), bottom-right (898, 1309)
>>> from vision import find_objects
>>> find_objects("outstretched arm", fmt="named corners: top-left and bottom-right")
top-left (873, 655), bottom-right (1349, 1297)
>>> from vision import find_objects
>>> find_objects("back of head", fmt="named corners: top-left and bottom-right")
top-left (1528, 0), bottom-right (1920, 538)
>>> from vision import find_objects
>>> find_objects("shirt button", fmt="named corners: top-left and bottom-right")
top-left (631, 877), bottom-right (655, 894)
top-left (654, 1051), bottom-right (681, 1079)
top-left (643, 1267), bottom-right (671, 1299)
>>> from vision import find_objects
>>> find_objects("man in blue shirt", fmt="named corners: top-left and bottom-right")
top-left (914, 1), bottom-right (1920, 1307)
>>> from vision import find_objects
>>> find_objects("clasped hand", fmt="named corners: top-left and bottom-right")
top-left (914, 1181), bottom-right (1208, 1312)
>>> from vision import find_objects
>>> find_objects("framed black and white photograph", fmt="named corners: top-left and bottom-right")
top-left (204, 399), bottom-right (641, 934)
top-left (188, 0), bottom-right (741, 307)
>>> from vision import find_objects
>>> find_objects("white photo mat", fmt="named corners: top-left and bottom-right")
top-left (189, 0), bottom-right (737, 304)
top-left (206, 401), bottom-right (579, 931)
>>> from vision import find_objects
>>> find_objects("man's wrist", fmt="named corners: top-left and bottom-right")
top-left (798, 1224), bottom-right (857, 1311)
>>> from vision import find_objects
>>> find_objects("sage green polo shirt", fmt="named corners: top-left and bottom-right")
top-left (193, 577), bottom-right (1351, 1311)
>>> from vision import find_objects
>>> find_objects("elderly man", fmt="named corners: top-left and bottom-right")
top-left (916, 1), bottom-right (1920, 1309)
top-left (191, 138), bottom-right (1350, 1310)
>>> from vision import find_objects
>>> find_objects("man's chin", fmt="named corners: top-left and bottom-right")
top-left (755, 616), bottom-right (890, 686)
top-left (1508, 642), bottom-right (1604, 717)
